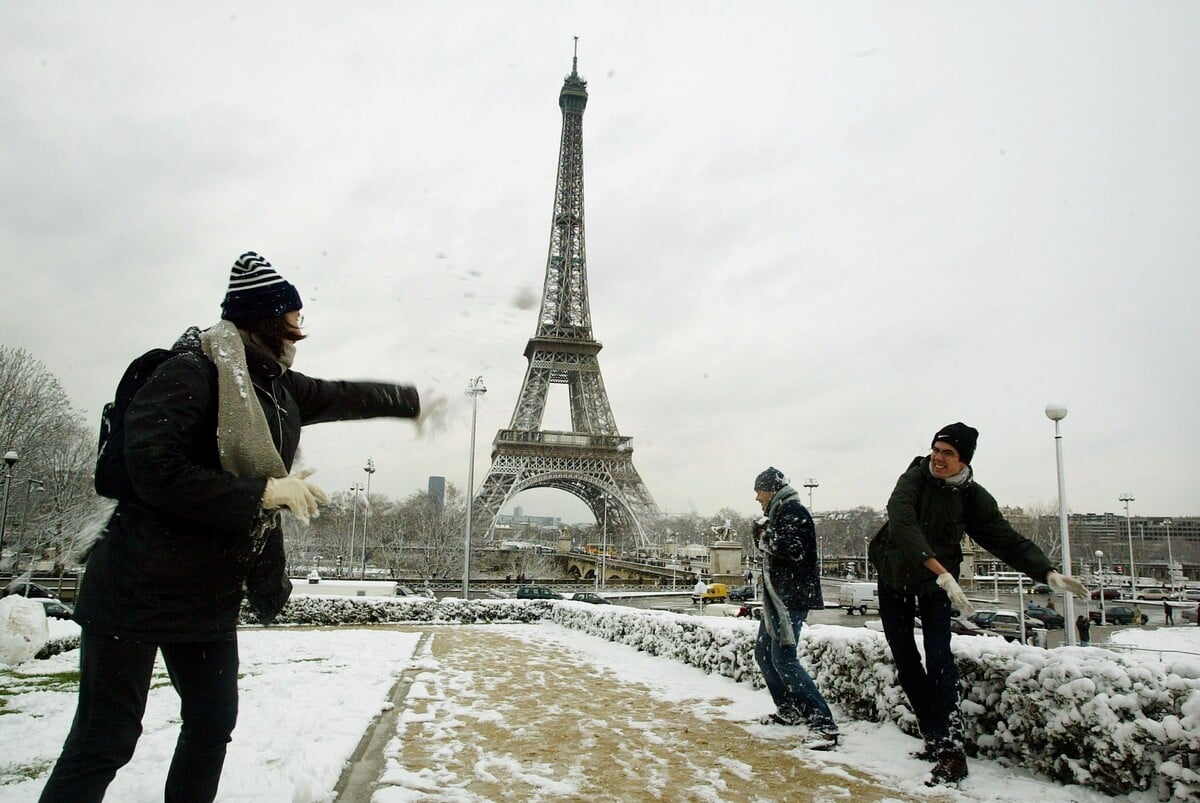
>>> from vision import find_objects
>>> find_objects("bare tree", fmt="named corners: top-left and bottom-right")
top-left (0, 347), bottom-right (110, 571)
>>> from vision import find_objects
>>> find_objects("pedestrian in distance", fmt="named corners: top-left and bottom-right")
top-left (1164, 599), bottom-right (1174, 625)
top-left (1076, 615), bottom-right (1091, 647)
top-left (751, 467), bottom-right (840, 751)
top-left (868, 422), bottom-right (1089, 786)
top-left (39, 252), bottom-right (428, 803)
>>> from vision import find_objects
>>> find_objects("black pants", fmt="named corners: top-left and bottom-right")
top-left (878, 581), bottom-right (964, 752)
top-left (39, 630), bottom-right (239, 803)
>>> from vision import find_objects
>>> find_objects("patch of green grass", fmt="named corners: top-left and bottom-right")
top-left (0, 758), bottom-right (54, 784)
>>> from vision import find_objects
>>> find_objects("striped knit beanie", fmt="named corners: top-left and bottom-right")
top-left (220, 251), bottom-right (303, 321)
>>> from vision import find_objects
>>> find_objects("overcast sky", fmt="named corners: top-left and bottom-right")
top-left (2, 2), bottom-right (1197, 527)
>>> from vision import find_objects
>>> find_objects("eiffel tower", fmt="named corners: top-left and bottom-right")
top-left (475, 46), bottom-right (662, 549)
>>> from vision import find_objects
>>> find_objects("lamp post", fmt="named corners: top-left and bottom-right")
top-left (1095, 550), bottom-right (1106, 625)
top-left (1119, 493), bottom-right (1136, 601)
top-left (0, 451), bottom-right (18, 573)
top-left (361, 459), bottom-right (375, 580)
top-left (863, 533), bottom-right (870, 581)
top-left (463, 376), bottom-right (486, 599)
top-left (803, 478), bottom-right (820, 576)
top-left (1162, 519), bottom-right (1175, 594)
top-left (348, 483), bottom-right (363, 579)
top-left (13, 479), bottom-right (45, 580)
top-left (600, 494), bottom-right (608, 591)
top-left (1045, 404), bottom-right (1078, 646)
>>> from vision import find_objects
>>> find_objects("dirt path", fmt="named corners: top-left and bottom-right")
top-left (361, 625), bottom-right (921, 802)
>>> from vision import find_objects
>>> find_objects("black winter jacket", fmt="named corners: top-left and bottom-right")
top-left (758, 487), bottom-right (824, 610)
top-left (74, 341), bottom-right (419, 641)
top-left (868, 456), bottom-right (1055, 595)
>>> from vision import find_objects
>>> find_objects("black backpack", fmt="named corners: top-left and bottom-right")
top-left (94, 348), bottom-right (176, 499)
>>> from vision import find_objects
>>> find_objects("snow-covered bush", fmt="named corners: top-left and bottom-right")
top-left (239, 595), bottom-right (550, 626)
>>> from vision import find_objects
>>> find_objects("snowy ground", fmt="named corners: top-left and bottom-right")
top-left (1, 616), bottom-right (1197, 801)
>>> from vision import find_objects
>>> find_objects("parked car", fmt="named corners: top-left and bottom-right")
top-left (967, 610), bottom-right (1001, 629)
top-left (516, 585), bottom-right (563, 600)
top-left (33, 598), bottom-right (74, 620)
top-left (1091, 588), bottom-right (1121, 601)
top-left (1135, 587), bottom-right (1168, 601)
top-left (1182, 606), bottom-right (1198, 624)
top-left (2, 579), bottom-right (57, 599)
top-left (989, 611), bottom-right (1047, 643)
top-left (1088, 606), bottom-right (1148, 626)
top-left (1024, 603), bottom-right (1065, 629)
top-left (570, 592), bottom-right (612, 605)
top-left (1031, 583), bottom-right (1051, 595)
top-left (1183, 589), bottom-right (1200, 602)
top-left (727, 585), bottom-right (756, 602)
top-left (736, 602), bottom-right (764, 620)
top-left (396, 584), bottom-right (435, 599)
top-left (691, 582), bottom-right (728, 604)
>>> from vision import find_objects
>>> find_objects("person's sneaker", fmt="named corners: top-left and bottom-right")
top-left (803, 730), bottom-right (841, 751)
top-left (927, 750), bottom-right (968, 785)
top-left (758, 710), bottom-right (804, 726)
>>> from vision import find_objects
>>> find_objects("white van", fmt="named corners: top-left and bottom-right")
top-left (838, 582), bottom-right (879, 615)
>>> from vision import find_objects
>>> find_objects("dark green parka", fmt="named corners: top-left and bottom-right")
top-left (868, 456), bottom-right (1055, 595)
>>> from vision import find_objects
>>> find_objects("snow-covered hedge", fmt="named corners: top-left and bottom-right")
top-left (547, 603), bottom-right (1200, 800)
top-left (238, 595), bottom-right (550, 626)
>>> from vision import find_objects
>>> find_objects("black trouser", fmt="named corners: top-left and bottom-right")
top-left (877, 581), bottom-right (963, 753)
top-left (39, 630), bottom-right (239, 803)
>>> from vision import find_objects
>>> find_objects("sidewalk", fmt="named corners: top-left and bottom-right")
top-left (333, 625), bottom-right (919, 803)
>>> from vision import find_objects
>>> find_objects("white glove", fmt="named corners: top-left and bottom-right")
top-left (414, 391), bottom-right (450, 438)
top-left (1046, 570), bottom-right (1089, 600)
top-left (936, 573), bottom-right (974, 617)
top-left (262, 471), bottom-right (329, 525)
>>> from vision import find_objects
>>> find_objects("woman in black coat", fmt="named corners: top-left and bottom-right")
top-left (40, 252), bottom-right (422, 803)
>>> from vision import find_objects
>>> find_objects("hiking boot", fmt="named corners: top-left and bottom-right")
top-left (758, 709), bottom-right (804, 726)
top-left (927, 750), bottom-right (968, 785)
top-left (803, 730), bottom-right (840, 751)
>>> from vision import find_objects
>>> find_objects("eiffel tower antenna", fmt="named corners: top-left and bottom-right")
top-left (474, 44), bottom-right (662, 550)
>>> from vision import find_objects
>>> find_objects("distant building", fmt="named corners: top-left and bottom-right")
top-left (428, 476), bottom-right (446, 508)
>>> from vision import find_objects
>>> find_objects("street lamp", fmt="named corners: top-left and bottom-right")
top-left (1162, 519), bottom-right (1175, 594)
top-left (13, 479), bottom-right (45, 580)
top-left (803, 478), bottom-right (820, 576)
top-left (1095, 550), bottom-right (1106, 626)
top-left (463, 376), bottom-right (487, 598)
top-left (1045, 403), bottom-right (1078, 646)
top-left (361, 459), bottom-right (375, 580)
top-left (0, 450), bottom-right (18, 572)
top-left (349, 483), bottom-right (364, 579)
top-left (1119, 493), bottom-right (1136, 601)
top-left (600, 494), bottom-right (609, 591)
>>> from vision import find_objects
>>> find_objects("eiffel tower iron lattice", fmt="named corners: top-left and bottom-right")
top-left (474, 48), bottom-right (662, 549)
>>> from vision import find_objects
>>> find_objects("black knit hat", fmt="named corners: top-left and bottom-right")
top-left (931, 422), bottom-right (979, 464)
top-left (220, 251), bottom-right (303, 321)
top-left (754, 466), bottom-right (788, 492)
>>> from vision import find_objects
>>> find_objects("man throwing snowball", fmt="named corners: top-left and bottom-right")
top-left (868, 422), bottom-right (1088, 786)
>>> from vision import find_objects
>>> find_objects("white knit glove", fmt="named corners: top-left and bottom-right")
top-left (414, 391), bottom-right (450, 438)
top-left (936, 573), bottom-right (974, 617)
top-left (262, 471), bottom-right (328, 525)
top-left (1046, 570), bottom-right (1089, 600)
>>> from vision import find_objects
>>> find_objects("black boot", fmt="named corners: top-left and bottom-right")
top-left (927, 749), bottom-right (968, 785)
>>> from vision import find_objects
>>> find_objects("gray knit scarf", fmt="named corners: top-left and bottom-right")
top-left (759, 484), bottom-right (801, 647)
top-left (198, 320), bottom-right (288, 481)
